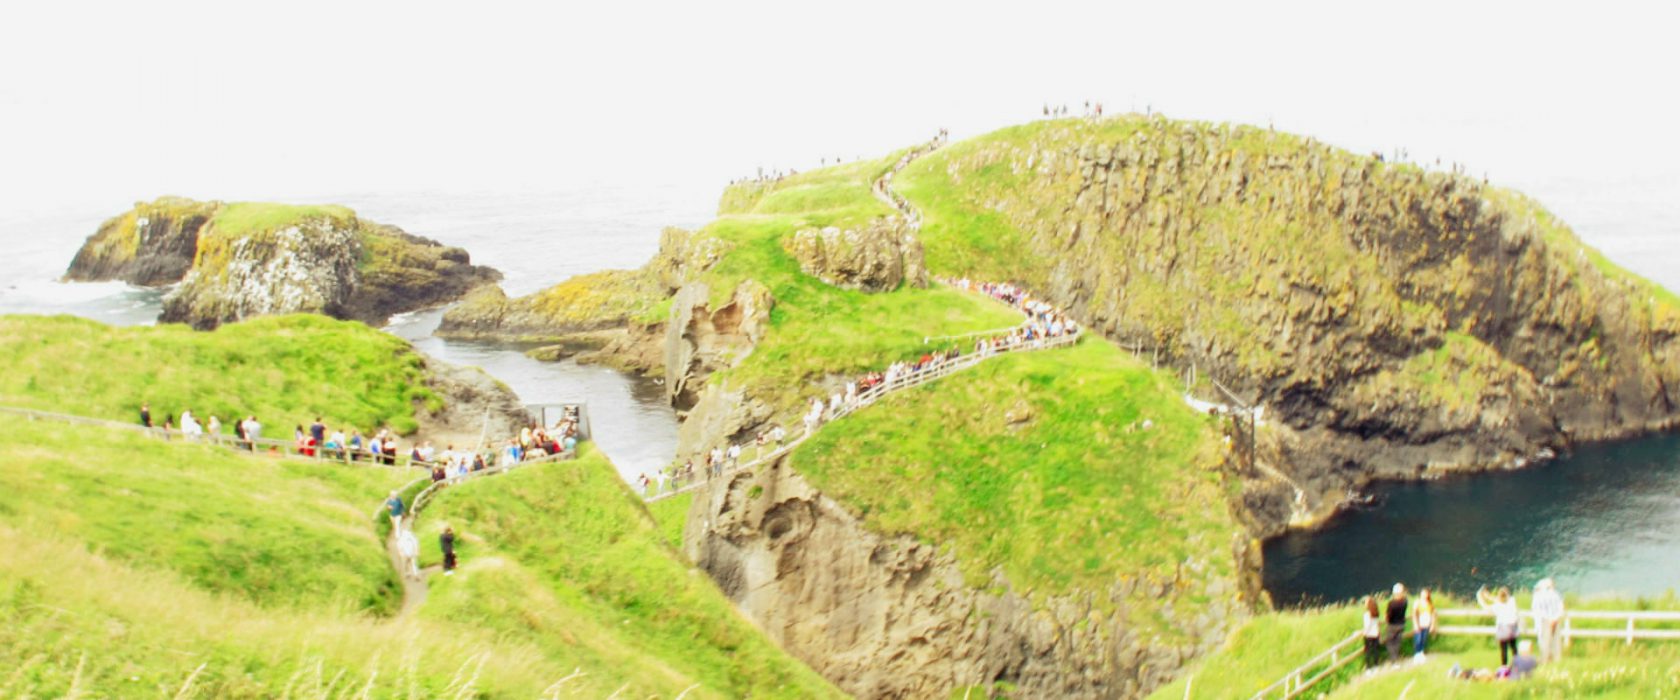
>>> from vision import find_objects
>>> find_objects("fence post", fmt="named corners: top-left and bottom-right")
top-left (1627, 617), bottom-right (1634, 645)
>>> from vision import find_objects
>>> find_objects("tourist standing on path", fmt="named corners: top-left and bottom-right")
top-left (1384, 583), bottom-right (1409, 661)
top-left (139, 402), bottom-right (151, 428)
top-left (1532, 578), bottom-right (1566, 663)
top-left (440, 525), bottom-right (458, 576)
top-left (1412, 588), bottom-right (1436, 656)
top-left (310, 417), bottom-right (326, 453)
top-left (1361, 596), bottom-right (1383, 669)
top-left (245, 415), bottom-right (262, 447)
top-left (385, 491), bottom-right (404, 531)
top-left (1478, 586), bottom-right (1521, 666)
top-left (396, 528), bottom-right (420, 579)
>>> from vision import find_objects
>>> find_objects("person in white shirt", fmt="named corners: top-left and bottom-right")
top-left (1477, 586), bottom-right (1521, 666)
top-left (1361, 596), bottom-right (1383, 669)
top-left (180, 410), bottom-right (202, 439)
top-left (1532, 578), bottom-right (1567, 663)
top-left (396, 528), bottom-right (421, 580)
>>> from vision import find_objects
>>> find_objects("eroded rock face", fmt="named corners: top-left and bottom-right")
top-left (686, 456), bottom-right (1250, 699)
top-left (663, 279), bottom-right (773, 407)
top-left (915, 120), bottom-right (1680, 534)
top-left (415, 354), bottom-right (530, 444)
top-left (64, 197), bottom-right (217, 286)
top-left (161, 218), bottom-right (363, 328)
top-left (68, 198), bottom-right (501, 329)
top-left (789, 219), bottom-right (929, 292)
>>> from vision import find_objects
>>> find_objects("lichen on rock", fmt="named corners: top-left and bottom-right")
top-left (788, 218), bottom-right (928, 292)
top-left (67, 198), bottom-right (500, 329)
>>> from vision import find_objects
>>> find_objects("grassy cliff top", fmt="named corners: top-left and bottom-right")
top-left (0, 416), bottom-right (836, 697)
top-left (793, 340), bottom-right (1236, 624)
top-left (407, 445), bottom-right (844, 699)
top-left (207, 201), bottom-right (358, 238)
top-left (685, 156), bottom-right (1022, 416)
top-left (0, 313), bottom-right (438, 434)
top-left (0, 415), bottom-right (411, 614)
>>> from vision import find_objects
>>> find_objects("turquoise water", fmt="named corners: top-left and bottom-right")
top-left (1264, 433), bottom-right (1680, 607)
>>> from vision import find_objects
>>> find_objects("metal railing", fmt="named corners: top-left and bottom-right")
top-left (644, 330), bottom-right (1080, 503)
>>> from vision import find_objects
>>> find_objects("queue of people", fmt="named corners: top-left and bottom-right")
top-left (1357, 578), bottom-right (1567, 682)
top-left (647, 279), bottom-right (1079, 498)
top-left (138, 401), bottom-right (584, 474)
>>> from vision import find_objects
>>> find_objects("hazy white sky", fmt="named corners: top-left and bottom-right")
top-left (2, 0), bottom-right (1676, 214)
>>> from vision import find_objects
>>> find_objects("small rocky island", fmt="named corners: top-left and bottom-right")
top-left (65, 197), bottom-right (501, 329)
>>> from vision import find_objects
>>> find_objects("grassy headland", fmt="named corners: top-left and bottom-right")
top-left (686, 157), bottom-right (1021, 416)
top-left (0, 314), bottom-right (438, 435)
top-left (792, 340), bottom-right (1238, 626)
top-left (409, 445), bottom-right (845, 698)
top-left (0, 418), bottom-right (838, 697)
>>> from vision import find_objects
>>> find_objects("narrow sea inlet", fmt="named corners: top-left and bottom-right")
top-left (1264, 432), bottom-right (1680, 607)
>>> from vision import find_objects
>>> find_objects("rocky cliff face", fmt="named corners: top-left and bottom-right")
top-left (685, 454), bottom-right (1253, 699)
top-left (66, 199), bottom-right (500, 329)
top-left (788, 218), bottom-right (929, 292)
top-left (903, 118), bottom-right (1680, 534)
top-left (415, 354), bottom-right (530, 445)
top-left (64, 197), bottom-right (217, 286)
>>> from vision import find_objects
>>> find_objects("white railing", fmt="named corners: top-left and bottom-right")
top-left (1435, 608), bottom-right (1680, 643)
top-left (1245, 632), bottom-right (1363, 700)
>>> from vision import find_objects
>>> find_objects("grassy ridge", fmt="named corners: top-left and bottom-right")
top-left (0, 414), bottom-right (411, 611)
top-left (692, 157), bottom-right (1022, 417)
top-left (0, 416), bottom-right (413, 614)
top-left (0, 415), bottom-right (575, 697)
top-left (792, 340), bottom-right (1235, 625)
top-left (894, 117), bottom-right (1679, 394)
top-left (0, 314), bottom-right (437, 435)
top-left (0, 418), bottom-right (836, 696)
top-left (208, 202), bottom-right (357, 239)
top-left (412, 445), bottom-right (844, 699)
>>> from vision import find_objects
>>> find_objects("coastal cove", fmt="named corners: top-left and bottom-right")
top-left (0, 188), bottom-right (699, 482)
top-left (1265, 431), bottom-right (1680, 608)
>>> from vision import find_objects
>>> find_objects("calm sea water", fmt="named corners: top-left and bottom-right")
top-left (1265, 434), bottom-right (1680, 607)
top-left (0, 185), bottom-right (715, 482)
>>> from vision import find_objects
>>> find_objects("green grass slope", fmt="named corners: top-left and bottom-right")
top-left (0, 314), bottom-right (437, 434)
top-left (0, 416), bottom-right (413, 615)
top-left (0, 415), bottom-right (574, 696)
top-left (411, 445), bottom-right (845, 699)
top-left (0, 416), bottom-right (839, 697)
top-left (894, 117), bottom-right (1679, 396)
top-left (684, 157), bottom-right (1022, 416)
top-left (791, 340), bottom-right (1238, 626)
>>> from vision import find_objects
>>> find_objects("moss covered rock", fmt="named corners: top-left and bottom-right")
top-left (64, 196), bottom-right (218, 286)
top-left (66, 198), bottom-right (500, 329)
top-left (896, 116), bottom-right (1680, 533)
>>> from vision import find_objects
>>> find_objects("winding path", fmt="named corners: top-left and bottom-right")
top-left (645, 135), bottom-right (1086, 503)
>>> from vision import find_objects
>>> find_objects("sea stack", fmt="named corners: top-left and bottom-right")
top-left (65, 197), bottom-right (501, 329)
